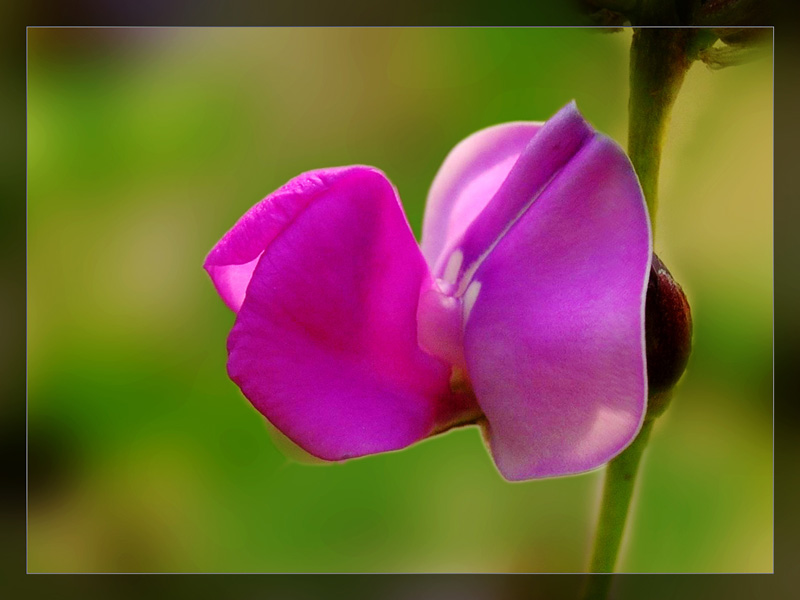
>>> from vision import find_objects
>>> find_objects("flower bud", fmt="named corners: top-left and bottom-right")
top-left (645, 254), bottom-right (693, 404)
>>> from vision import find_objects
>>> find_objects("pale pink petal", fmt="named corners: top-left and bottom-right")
top-left (421, 121), bottom-right (543, 272)
top-left (434, 102), bottom-right (595, 291)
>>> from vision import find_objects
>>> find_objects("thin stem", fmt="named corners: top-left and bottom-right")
top-left (580, 26), bottom-right (706, 600)
top-left (592, 419), bottom-right (654, 570)
top-left (627, 27), bottom-right (696, 230)
top-left (580, 419), bottom-right (654, 599)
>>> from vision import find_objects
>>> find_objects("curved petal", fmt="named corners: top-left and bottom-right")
top-left (462, 132), bottom-right (652, 480)
top-left (204, 170), bottom-right (354, 312)
top-left (421, 121), bottom-right (543, 272)
top-left (436, 102), bottom-right (595, 293)
top-left (226, 166), bottom-right (454, 461)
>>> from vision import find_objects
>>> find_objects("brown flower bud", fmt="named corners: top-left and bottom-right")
top-left (645, 254), bottom-right (693, 401)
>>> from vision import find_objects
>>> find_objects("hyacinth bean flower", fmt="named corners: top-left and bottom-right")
top-left (204, 101), bottom-right (652, 481)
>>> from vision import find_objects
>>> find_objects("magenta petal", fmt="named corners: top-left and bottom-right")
top-left (204, 170), bottom-right (358, 312)
top-left (462, 133), bottom-right (652, 480)
top-left (226, 166), bottom-right (452, 461)
top-left (421, 121), bottom-right (543, 272)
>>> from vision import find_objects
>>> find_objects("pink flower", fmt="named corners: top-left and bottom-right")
top-left (204, 102), bottom-right (652, 481)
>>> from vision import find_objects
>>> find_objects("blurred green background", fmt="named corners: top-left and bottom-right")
top-left (27, 28), bottom-right (772, 573)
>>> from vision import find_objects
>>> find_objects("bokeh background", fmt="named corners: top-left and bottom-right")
top-left (27, 27), bottom-right (772, 573)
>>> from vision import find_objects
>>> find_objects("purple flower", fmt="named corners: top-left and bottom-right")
top-left (204, 102), bottom-right (652, 481)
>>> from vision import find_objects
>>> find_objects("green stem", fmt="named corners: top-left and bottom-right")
top-left (627, 27), bottom-right (696, 230)
top-left (589, 418), bottom-right (655, 573)
top-left (583, 419), bottom-right (654, 596)
top-left (580, 25), bottom-right (707, 600)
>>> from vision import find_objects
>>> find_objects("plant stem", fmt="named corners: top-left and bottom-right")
top-left (627, 27), bottom-right (696, 232)
top-left (580, 26), bottom-right (704, 599)
top-left (581, 419), bottom-right (655, 599)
